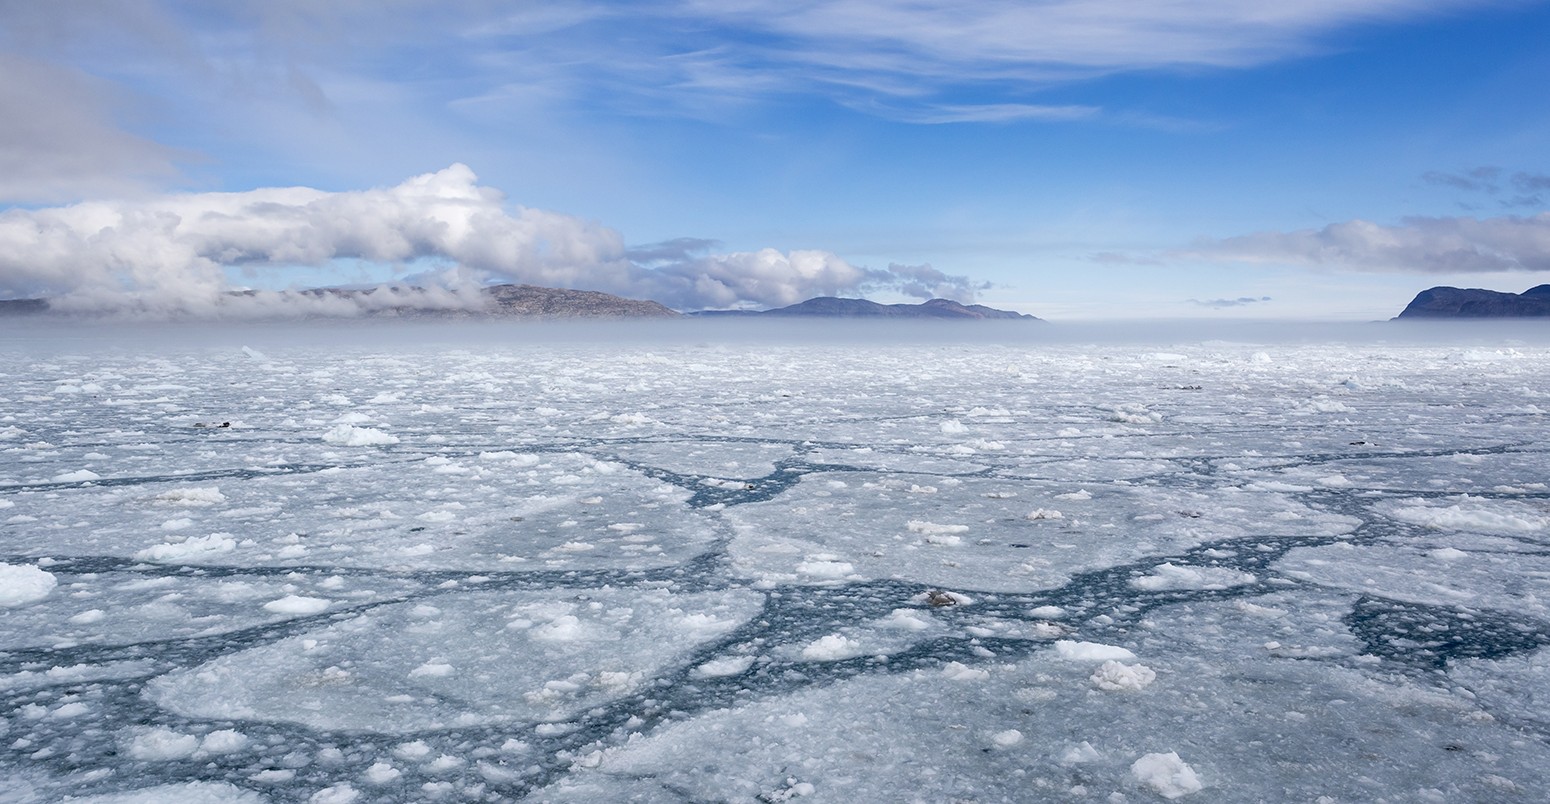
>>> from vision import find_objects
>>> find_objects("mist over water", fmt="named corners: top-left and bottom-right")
top-left (4, 315), bottom-right (1548, 355)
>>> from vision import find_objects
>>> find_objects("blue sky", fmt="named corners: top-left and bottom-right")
top-left (2, 1), bottom-right (1549, 318)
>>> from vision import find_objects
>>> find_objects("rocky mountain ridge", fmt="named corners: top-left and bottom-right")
top-left (692, 296), bottom-right (1038, 320)
top-left (1395, 285), bottom-right (1550, 319)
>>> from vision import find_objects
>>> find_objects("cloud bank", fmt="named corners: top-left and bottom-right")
top-left (0, 164), bottom-right (980, 314)
top-left (1181, 213), bottom-right (1550, 274)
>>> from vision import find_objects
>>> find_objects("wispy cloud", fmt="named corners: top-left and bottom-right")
top-left (1189, 296), bottom-right (1272, 308)
top-left (1423, 167), bottom-right (1550, 208)
top-left (1180, 213), bottom-right (1550, 273)
top-left (0, 165), bottom-right (975, 313)
top-left (0, 0), bottom-right (1497, 204)
top-left (846, 100), bottom-right (1100, 124)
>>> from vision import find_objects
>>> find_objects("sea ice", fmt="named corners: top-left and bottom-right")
top-left (6, 324), bottom-right (1550, 801)
top-left (1131, 752), bottom-right (1203, 798)
top-left (0, 564), bottom-right (55, 607)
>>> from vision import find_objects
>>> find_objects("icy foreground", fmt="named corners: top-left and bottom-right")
top-left (3, 321), bottom-right (1550, 802)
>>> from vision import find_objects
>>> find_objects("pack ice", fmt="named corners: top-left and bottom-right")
top-left (4, 320), bottom-right (1550, 802)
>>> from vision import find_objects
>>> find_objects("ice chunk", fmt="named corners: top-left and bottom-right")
top-left (134, 533), bottom-right (237, 562)
top-left (941, 661), bottom-right (990, 681)
top-left (199, 729), bottom-right (249, 754)
top-left (795, 559), bottom-right (855, 579)
top-left (693, 656), bottom-right (756, 678)
top-left (1131, 752), bottom-right (1203, 798)
top-left (362, 762), bottom-right (402, 785)
top-left (906, 520), bottom-right (969, 536)
top-left (262, 595), bottom-right (330, 615)
top-left (321, 424), bottom-right (399, 446)
top-left (990, 729), bottom-right (1023, 747)
top-left (125, 726), bottom-right (200, 760)
top-left (0, 564), bottom-right (56, 607)
top-left (1390, 499), bottom-right (1547, 534)
top-left (1090, 661), bottom-right (1156, 691)
top-left (1132, 562), bottom-right (1256, 591)
top-left (153, 487), bottom-right (226, 506)
top-left (309, 783), bottom-right (361, 804)
top-left (800, 634), bottom-right (864, 661)
top-left (52, 469), bottom-right (101, 483)
top-left (1053, 640), bottom-right (1136, 662)
top-left (1059, 741), bottom-right (1102, 765)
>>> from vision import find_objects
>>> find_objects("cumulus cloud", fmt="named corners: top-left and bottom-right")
top-left (0, 164), bottom-right (964, 314)
top-left (1180, 213), bottom-right (1550, 274)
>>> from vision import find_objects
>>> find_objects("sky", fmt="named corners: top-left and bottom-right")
top-left (1, 0), bottom-right (1549, 319)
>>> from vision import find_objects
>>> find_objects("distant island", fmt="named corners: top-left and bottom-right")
top-left (692, 296), bottom-right (1039, 320)
top-left (0, 285), bottom-right (1038, 321)
top-left (1394, 285), bottom-right (1550, 319)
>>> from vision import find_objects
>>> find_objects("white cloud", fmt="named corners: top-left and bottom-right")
top-left (677, 0), bottom-right (1486, 78)
top-left (1181, 213), bottom-right (1550, 273)
top-left (0, 164), bottom-right (955, 314)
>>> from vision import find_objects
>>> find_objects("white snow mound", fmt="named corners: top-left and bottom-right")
top-left (1054, 640), bottom-right (1136, 662)
top-left (1132, 562), bottom-right (1256, 591)
top-left (321, 424), bottom-right (399, 446)
top-left (1131, 751), bottom-right (1203, 798)
top-left (1090, 660), bottom-right (1157, 691)
top-left (0, 563), bottom-right (56, 607)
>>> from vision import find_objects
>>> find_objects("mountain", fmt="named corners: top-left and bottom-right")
top-left (480, 284), bottom-right (678, 317)
top-left (0, 284), bottom-right (681, 319)
top-left (1394, 285), bottom-right (1550, 319)
top-left (693, 297), bottom-right (1038, 320)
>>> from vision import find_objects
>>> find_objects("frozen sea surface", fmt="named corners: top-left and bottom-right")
top-left (3, 319), bottom-right (1550, 802)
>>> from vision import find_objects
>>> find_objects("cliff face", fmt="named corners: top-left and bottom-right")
top-left (1395, 285), bottom-right (1550, 319)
